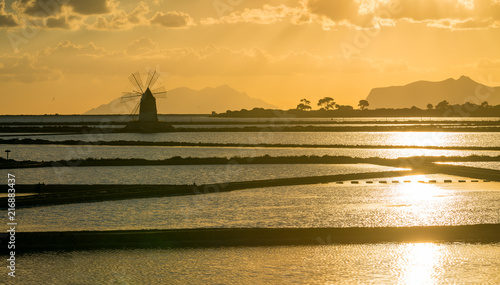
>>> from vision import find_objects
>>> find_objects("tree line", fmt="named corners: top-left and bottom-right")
top-left (216, 98), bottom-right (499, 118)
top-left (296, 97), bottom-right (369, 111)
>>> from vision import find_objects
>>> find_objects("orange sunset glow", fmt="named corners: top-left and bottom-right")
top-left (1, 0), bottom-right (500, 114)
top-left (1, 1), bottom-right (500, 284)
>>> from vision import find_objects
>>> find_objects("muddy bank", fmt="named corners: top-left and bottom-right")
top-left (0, 170), bottom-right (418, 209)
top-left (1, 155), bottom-right (499, 169)
top-left (4, 224), bottom-right (499, 253)
top-left (2, 138), bottom-right (500, 151)
top-left (2, 125), bottom-right (500, 133)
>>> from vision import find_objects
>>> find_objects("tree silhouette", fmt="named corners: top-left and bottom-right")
top-left (358, 100), bottom-right (369, 110)
top-left (435, 100), bottom-right (450, 110)
top-left (296, 98), bottom-right (312, 111)
top-left (317, 97), bottom-right (335, 110)
top-left (481, 101), bottom-right (490, 108)
top-left (464, 102), bottom-right (478, 111)
top-left (336, 105), bottom-right (354, 111)
top-left (427, 103), bottom-right (433, 110)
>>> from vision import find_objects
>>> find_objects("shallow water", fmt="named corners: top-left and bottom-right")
top-left (5, 164), bottom-right (404, 185)
top-left (6, 243), bottom-right (500, 284)
top-left (7, 132), bottom-right (500, 147)
top-left (3, 144), bottom-right (499, 161)
top-left (3, 119), bottom-right (500, 284)
top-left (16, 175), bottom-right (500, 232)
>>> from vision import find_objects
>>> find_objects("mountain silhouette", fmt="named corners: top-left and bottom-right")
top-left (366, 76), bottom-right (500, 108)
top-left (85, 85), bottom-right (276, 114)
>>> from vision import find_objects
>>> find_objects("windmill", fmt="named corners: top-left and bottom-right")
top-left (121, 70), bottom-right (167, 122)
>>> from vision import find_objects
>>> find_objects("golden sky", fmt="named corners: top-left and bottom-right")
top-left (1, 0), bottom-right (500, 114)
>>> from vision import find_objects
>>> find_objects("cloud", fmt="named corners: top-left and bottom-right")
top-left (35, 40), bottom-right (120, 75)
top-left (44, 14), bottom-right (83, 29)
top-left (0, 54), bottom-right (62, 82)
top-left (19, 0), bottom-right (114, 17)
top-left (89, 2), bottom-right (149, 30)
top-left (14, 38), bottom-right (419, 79)
top-left (0, 1), bottom-right (19, 27)
top-left (89, 3), bottom-right (193, 30)
top-left (307, 0), bottom-right (360, 22)
top-left (45, 16), bottom-right (70, 28)
top-left (67, 0), bottom-right (114, 15)
top-left (42, 40), bottom-right (111, 57)
top-left (388, 0), bottom-right (499, 21)
top-left (10, 0), bottom-right (114, 30)
top-left (425, 18), bottom-right (499, 30)
top-left (6, 1), bottom-right (193, 31)
top-left (127, 1), bottom-right (148, 24)
top-left (201, 4), bottom-right (304, 25)
top-left (126, 37), bottom-right (158, 55)
top-left (21, 0), bottom-right (63, 17)
top-left (150, 11), bottom-right (194, 28)
top-left (115, 41), bottom-right (418, 76)
top-left (304, 0), bottom-right (500, 29)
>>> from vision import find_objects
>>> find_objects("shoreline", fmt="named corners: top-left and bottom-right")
top-left (4, 224), bottom-right (500, 253)
top-left (2, 162), bottom-right (499, 209)
top-left (2, 125), bottom-right (500, 133)
top-left (0, 170), bottom-right (418, 209)
top-left (2, 138), bottom-right (500, 151)
top-left (1, 155), bottom-right (499, 169)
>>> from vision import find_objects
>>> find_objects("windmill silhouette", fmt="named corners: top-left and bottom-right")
top-left (121, 70), bottom-right (166, 122)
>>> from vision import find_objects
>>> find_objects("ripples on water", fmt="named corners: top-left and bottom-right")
top-left (9, 132), bottom-right (500, 147)
top-left (12, 243), bottom-right (500, 284)
top-left (8, 164), bottom-right (405, 185)
top-left (17, 175), bottom-right (500, 232)
top-left (3, 144), bottom-right (499, 161)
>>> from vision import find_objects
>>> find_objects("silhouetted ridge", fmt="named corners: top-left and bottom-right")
top-left (366, 76), bottom-right (500, 108)
top-left (85, 85), bottom-right (276, 114)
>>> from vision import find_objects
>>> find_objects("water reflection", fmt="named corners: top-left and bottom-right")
top-left (397, 243), bottom-right (443, 285)
top-left (393, 132), bottom-right (447, 148)
top-left (397, 175), bottom-right (440, 202)
top-left (17, 176), bottom-right (500, 232)
top-left (10, 132), bottom-right (500, 147)
top-left (14, 243), bottom-right (500, 284)
top-left (3, 144), bottom-right (499, 161)
top-left (388, 175), bottom-right (457, 227)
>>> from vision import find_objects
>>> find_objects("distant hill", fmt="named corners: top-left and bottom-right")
top-left (366, 76), bottom-right (500, 109)
top-left (85, 85), bottom-right (276, 114)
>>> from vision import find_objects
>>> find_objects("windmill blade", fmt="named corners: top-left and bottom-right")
top-left (146, 70), bottom-right (160, 88)
top-left (121, 96), bottom-right (142, 103)
top-left (132, 71), bottom-right (145, 91)
top-left (128, 72), bottom-right (144, 93)
top-left (121, 91), bottom-right (142, 97)
top-left (150, 86), bottom-right (167, 98)
top-left (145, 70), bottom-right (155, 88)
top-left (150, 86), bottom-right (166, 93)
top-left (153, 92), bottom-right (167, 99)
top-left (120, 92), bottom-right (142, 103)
top-left (131, 100), bottom-right (141, 116)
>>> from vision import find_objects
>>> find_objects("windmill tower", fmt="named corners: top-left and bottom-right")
top-left (121, 70), bottom-right (166, 123)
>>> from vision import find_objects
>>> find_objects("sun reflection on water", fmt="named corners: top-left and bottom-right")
top-left (397, 175), bottom-right (441, 202)
top-left (396, 243), bottom-right (444, 285)
top-left (392, 132), bottom-right (448, 147)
